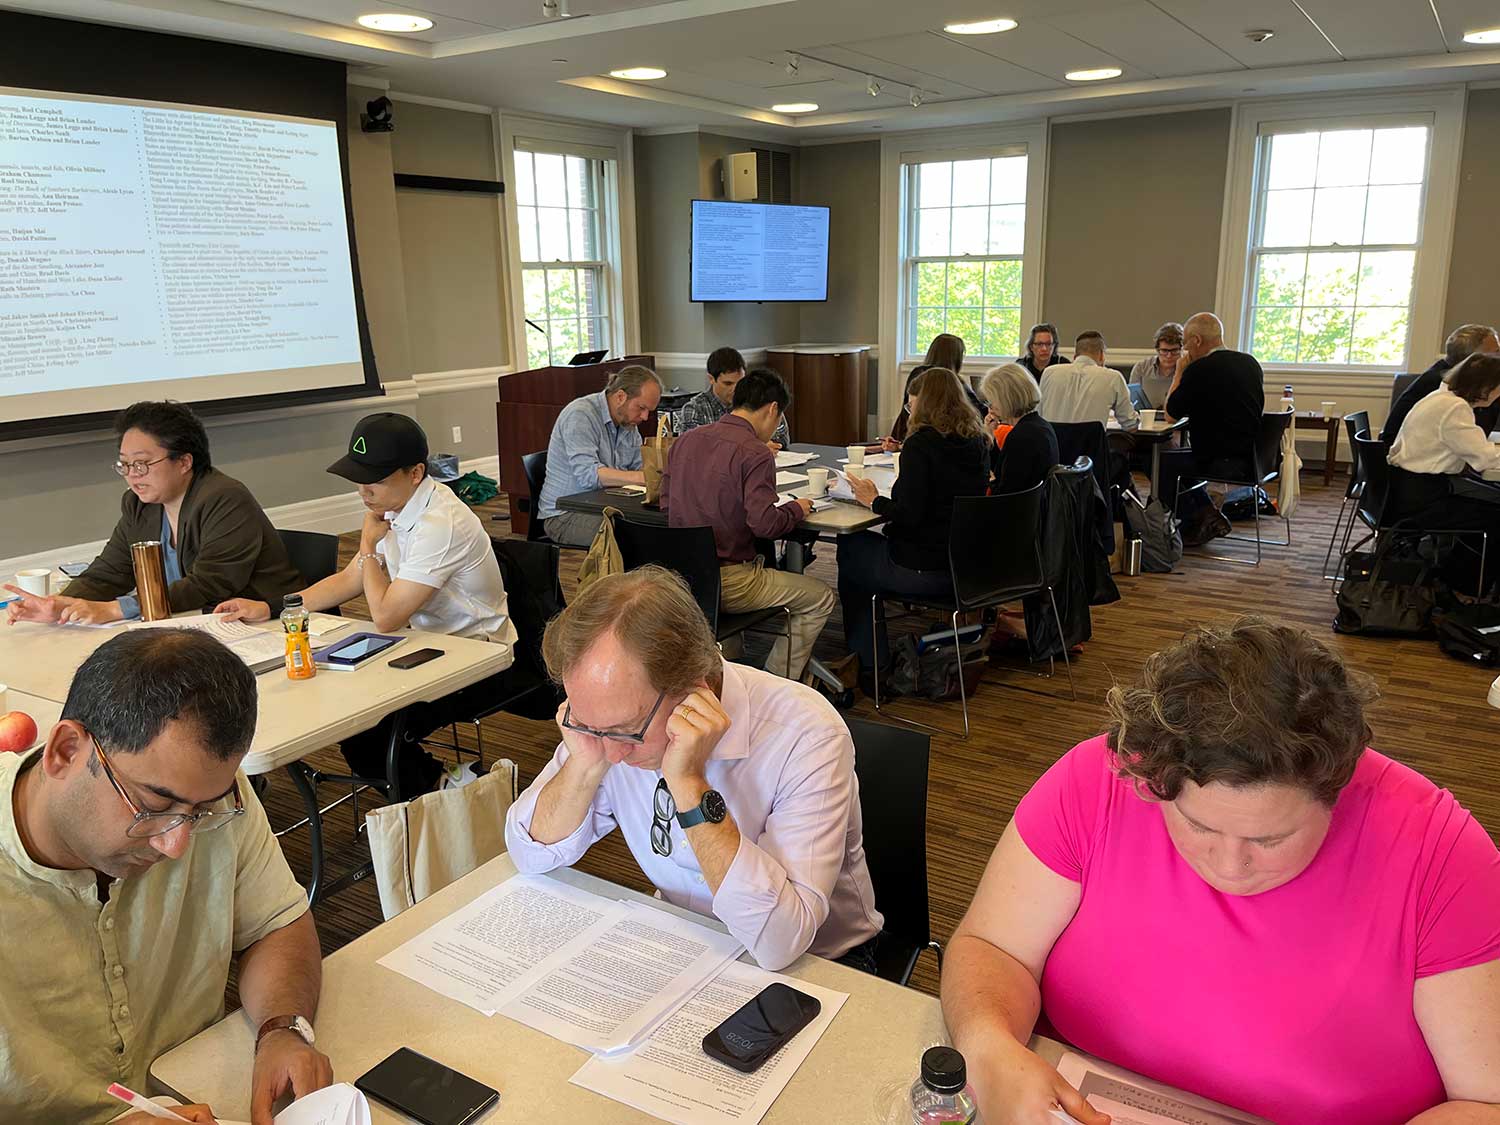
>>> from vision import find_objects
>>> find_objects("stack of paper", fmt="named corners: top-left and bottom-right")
top-left (1055, 1053), bottom-right (1270, 1125)
top-left (829, 468), bottom-right (893, 500)
top-left (132, 1084), bottom-right (370, 1125)
top-left (774, 450), bottom-right (818, 468)
top-left (125, 613), bottom-right (348, 673)
top-left (775, 471), bottom-right (809, 487)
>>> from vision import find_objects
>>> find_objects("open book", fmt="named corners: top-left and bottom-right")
top-left (128, 613), bottom-right (349, 673)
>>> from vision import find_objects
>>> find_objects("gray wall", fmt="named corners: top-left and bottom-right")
top-left (635, 132), bottom-right (704, 352)
top-left (1043, 109), bottom-right (1231, 344)
top-left (1444, 87), bottom-right (1500, 335)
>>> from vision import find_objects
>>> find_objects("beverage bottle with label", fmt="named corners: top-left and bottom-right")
top-left (282, 593), bottom-right (315, 680)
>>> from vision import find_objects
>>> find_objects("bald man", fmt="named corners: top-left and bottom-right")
top-left (1157, 312), bottom-right (1265, 539)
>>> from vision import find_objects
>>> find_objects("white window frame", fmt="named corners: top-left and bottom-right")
top-left (497, 113), bottom-right (640, 371)
top-left (879, 123), bottom-right (1048, 427)
top-left (1216, 89), bottom-right (1465, 378)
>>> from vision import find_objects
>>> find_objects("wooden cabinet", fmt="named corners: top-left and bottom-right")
top-left (765, 345), bottom-right (870, 446)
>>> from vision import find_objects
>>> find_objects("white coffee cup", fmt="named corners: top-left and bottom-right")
top-left (846, 466), bottom-right (866, 481)
top-left (845, 444), bottom-right (866, 467)
top-left (1321, 400), bottom-right (1336, 420)
top-left (15, 569), bottom-right (50, 597)
top-left (806, 467), bottom-right (830, 497)
top-left (1141, 409), bottom-right (1159, 427)
top-left (890, 452), bottom-right (901, 476)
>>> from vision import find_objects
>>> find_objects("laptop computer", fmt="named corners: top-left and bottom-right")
top-left (568, 350), bottom-right (608, 365)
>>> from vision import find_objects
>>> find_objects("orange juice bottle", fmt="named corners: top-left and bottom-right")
top-left (281, 593), bottom-right (315, 680)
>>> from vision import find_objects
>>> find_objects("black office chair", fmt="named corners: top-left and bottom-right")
top-left (1389, 372), bottom-right (1422, 411)
top-left (1173, 409), bottom-right (1293, 566)
top-left (1323, 410), bottom-right (1371, 580)
top-left (276, 528), bottom-right (340, 586)
top-left (845, 715), bottom-right (941, 986)
top-left (611, 519), bottom-right (794, 678)
top-left (518, 451), bottom-right (553, 543)
top-left (871, 482), bottom-right (1074, 740)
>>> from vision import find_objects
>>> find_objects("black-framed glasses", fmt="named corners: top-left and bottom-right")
top-left (561, 691), bottom-right (667, 745)
top-left (90, 734), bottom-right (246, 839)
top-left (650, 778), bottom-right (676, 857)
top-left (113, 455), bottom-right (172, 478)
top-left (1157, 346), bottom-right (1183, 357)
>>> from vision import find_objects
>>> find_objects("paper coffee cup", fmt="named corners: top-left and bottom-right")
top-left (15, 569), bottom-right (49, 597)
top-left (1141, 410), bottom-right (1159, 427)
top-left (846, 466), bottom-right (865, 481)
top-left (890, 452), bottom-right (901, 476)
top-left (1321, 401), bottom-right (1336, 419)
top-left (845, 444), bottom-right (865, 466)
top-left (807, 467), bottom-right (829, 497)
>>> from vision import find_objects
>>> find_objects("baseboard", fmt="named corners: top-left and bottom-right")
top-left (0, 455), bottom-right (503, 580)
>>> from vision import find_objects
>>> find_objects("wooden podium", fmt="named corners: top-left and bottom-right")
top-left (496, 356), bottom-right (656, 535)
top-left (765, 345), bottom-right (870, 446)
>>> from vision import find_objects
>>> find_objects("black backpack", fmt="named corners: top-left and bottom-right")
top-left (1433, 602), bottom-right (1500, 666)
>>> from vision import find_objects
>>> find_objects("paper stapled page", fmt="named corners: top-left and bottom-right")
top-left (569, 960), bottom-right (848, 1125)
top-left (1056, 1052), bottom-right (1271, 1125)
top-left (377, 875), bottom-right (626, 1015)
top-left (498, 902), bottom-right (743, 1054)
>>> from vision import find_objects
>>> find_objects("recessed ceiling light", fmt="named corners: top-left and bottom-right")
top-left (357, 13), bottom-right (433, 32)
top-left (609, 66), bottom-right (667, 80)
top-left (943, 17), bottom-right (1018, 35)
top-left (1065, 66), bottom-right (1123, 82)
top-left (772, 102), bottom-right (819, 114)
top-left (1464, 27), bottom-right (1500, 43)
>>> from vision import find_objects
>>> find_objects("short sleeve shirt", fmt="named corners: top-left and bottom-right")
top-left (0, 749), bottom-right (308, 1124)
top-left (1014, 735), bottom-right (1500, 1125)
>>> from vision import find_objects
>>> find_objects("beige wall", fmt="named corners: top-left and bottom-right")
top-left (635, 132), bottom-right (704, 353)
top-left (797, 140), bottom-right (880, 344)
top-left (1043, 109), bottom-right (1231, 346)
top-left (347, 88), bottom-right (413, 384)
top-left (1444, 87), bottom-right (1500, 336)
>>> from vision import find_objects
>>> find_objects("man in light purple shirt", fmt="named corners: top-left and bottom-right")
top-left (504, 566), bottom-right (883, 972)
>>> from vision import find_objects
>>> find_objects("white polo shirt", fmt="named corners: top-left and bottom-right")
top-left (378, 477), bottom-right (518, 644)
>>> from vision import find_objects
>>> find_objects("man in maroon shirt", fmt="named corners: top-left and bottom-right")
top-left (660, 368), bottom-right (834, 680)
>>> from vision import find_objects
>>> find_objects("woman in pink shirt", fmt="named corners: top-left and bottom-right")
top-left (943, 619), bottom-right (1500, 1125)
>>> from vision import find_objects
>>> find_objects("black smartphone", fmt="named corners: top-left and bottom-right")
top-left (701, 983), bottom-right (822, 1073)
top-left (389, 647), bottom-right (444, 669)
top-left (355, 1047), bottom-right (498, 1125)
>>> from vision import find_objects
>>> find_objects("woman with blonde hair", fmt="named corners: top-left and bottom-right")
top-left (982, 362), bottom-right (1058, 494)
top-left (839, 366), bottom-right (990, 680)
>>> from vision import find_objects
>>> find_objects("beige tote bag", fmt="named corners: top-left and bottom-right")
top-left (366, 758), bottom-right (518, 920)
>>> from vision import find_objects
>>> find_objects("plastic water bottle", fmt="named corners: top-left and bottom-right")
top-left (908, 1046), bottom-right (978, 1124)
top-left (281, 593), bottom-right (315, 681)
top-left (1281, 384), bottom-right (1295, 412)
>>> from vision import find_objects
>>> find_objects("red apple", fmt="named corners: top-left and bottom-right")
top-left (0, 711), bottom-right (38, 753)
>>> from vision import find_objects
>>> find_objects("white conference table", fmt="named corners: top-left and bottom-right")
top-left (0, 615), bottom-right (512, 900)
top-left (153, 855), bottom-right (957, 1124)
top-left (1107, 415), bottom-right (1189, 500)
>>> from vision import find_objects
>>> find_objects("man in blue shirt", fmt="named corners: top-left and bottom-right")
top-left (538, 365), bottom-right (663, 546)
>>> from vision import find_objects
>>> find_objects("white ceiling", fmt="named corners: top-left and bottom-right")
top-left (7, 0), bottom-right (1500, 138)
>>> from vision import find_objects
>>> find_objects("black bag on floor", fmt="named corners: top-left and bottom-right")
top-left (1221, 486), bottom-right (1278, 521)
top-left (1121, 491), bottom-right (1182, 573)
top-left (888, 632), bottom-right (986, 701)
top-left (1433, 602), bottom-right (1500, 666)
top-left (1333, 538), bottom-right (1437, 637)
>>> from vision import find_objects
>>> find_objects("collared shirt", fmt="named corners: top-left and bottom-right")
top-left (0, 750), bottom-right (307, 1124)
top-left (1389, 385), bottom-right (1500, 476)
top-left (1039, 355), bottom-right (1139, 431)
top-left (676, 387), bottom-right (791, 448)
top-left (377, 476), bottom-right (517, 643)
top-left (537, 392), bottom-right (644, 519)
top-left (659, 415), bottom-right (804, 564)
top-left (504, 659), bottom-right (884, 971)
top-left (1129, 355), bottom-right (1175, 410)
top-left (118, 509), bottom-right (184, 620)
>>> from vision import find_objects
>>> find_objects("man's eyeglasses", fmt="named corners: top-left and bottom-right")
top-left (561, 691), bottom-right (667, 745)
top-left (1157, 346), bottom-right (1183, 357)
top-left (90, 734), bottom-right (246, 839)
top-left (650, 778), bottom-right (676, 857)
top-left (113, 456), bottom-right (171, 479)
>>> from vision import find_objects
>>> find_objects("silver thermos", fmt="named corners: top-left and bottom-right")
top-left (1124, 538), bottom-right (1143, 577)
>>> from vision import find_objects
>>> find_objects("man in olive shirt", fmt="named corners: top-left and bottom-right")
top-left (0, 629), bottom-right (331, 1124)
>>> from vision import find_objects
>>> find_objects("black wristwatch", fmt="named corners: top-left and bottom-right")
top-left (676, 788), bottom-right (727, 829)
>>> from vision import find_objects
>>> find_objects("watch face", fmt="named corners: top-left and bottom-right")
top-left (702, 790), bottom-right (728, 823)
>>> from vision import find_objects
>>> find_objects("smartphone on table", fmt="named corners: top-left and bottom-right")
top-left (355, 1047), bottom-right (498, 1125)
top-left (390, 647), bottom-right (444, 669)
top-left (701, 983), bottom-right (822, 1073)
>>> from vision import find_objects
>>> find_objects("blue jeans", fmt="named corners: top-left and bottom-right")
top-left (837, 531), bottom-right (952, 672)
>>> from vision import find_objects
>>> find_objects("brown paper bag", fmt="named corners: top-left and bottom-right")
top-left (642, 413), bottom-right (676, 505)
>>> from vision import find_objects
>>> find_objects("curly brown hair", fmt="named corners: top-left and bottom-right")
top-left (908, 366), bottom-right (986, 441)
top-left (1105, 617), bottom-right (1377, 806)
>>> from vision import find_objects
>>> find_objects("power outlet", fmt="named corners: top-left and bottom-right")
top-left (451, 426), bottom-right (462, 444)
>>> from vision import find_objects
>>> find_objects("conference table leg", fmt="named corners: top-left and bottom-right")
top-left (285, 762), bottom-right (326, 905)
top-left (1150, 442), bottom-right (1163, 502)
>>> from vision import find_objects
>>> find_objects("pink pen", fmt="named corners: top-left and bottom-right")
top-left (106, 1083), bottom-right (193, 1121)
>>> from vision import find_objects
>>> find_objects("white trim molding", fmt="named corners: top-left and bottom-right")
top-left (1214, 86), bottom-right (1466, 376)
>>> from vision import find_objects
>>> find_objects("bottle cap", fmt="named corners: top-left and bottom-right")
top-left (921, 1046), bottom-right (966, 1094)
top-left (284, 593), bottom-right (303, 609)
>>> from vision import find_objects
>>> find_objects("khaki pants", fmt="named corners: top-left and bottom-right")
top-left (718, 559), bottom-right (835, 680)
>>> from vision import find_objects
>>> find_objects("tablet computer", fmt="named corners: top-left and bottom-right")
top-left (313, 631), bottom-right (405, 670)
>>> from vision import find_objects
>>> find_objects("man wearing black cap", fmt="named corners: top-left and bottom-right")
top-left (217, 413), bottom-right (516, 795)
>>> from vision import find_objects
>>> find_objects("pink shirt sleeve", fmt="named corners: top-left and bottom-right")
top-left (1414, 795), bottom-right (1500, 978)
top-left (1013, 735), bottom-right (1114, 883)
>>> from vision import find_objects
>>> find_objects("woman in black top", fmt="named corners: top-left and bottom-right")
top-left (886, 333), bottom-right (970, 447)
top-left (1018, 321), bottom-right (1068, 382)
top-left (838, 367), bottom-right (991, 675)
top-left (982, 362), bottom-right (1059, 493)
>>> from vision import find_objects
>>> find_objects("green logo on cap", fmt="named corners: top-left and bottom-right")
top-left (352, 437), bottom-right (367, 455)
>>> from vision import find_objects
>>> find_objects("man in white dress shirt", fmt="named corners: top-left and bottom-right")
top-left (218, 413), bottom-right (517, 796)
top-left (505, 565), bottom-right (884, 972)
top-left (1038, 331), bottom-right (1138, 432)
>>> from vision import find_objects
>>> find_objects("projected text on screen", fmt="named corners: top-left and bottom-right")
top-left (690, 200), bottom-right (829, 303)
top-left (0, 90), bottom-right (361, 401)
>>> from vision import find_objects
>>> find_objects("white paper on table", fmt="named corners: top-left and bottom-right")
top-left (776, 493), bottom-right (833, 511)
top-left (124, 613), bottom-right (285, 667)
top-left (775, 471), bottom-right (808, 486)
top-left (828, 468), bottom-right (893, 500)
top-left (774, 450), bottom-right (817, 468)
top-left (498, 902), bottom-right (744, 1054)
top-left (378, 875), bottom-right (623, 1015)
top-left (569, 960), bottom-right (848, 1125)
top-left (1056, 1052), bottom-right (1270, 1125)
top-left (306, 613), bottom-right (351, 638)
top-left (838, 452), bottom-right (894, 467)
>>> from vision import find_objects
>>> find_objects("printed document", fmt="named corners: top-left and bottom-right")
top-left (774, 450), bottom-right (817, 468)
top-left (1056, 1052), bottom-right (1271, 1125)
top-left (569, 960), bottom-right (847, 1125)
top-left (775, 471), bottom-right (808, 487)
